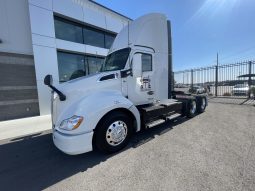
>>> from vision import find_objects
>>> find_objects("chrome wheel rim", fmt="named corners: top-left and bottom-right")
top-left (201, 98), bottom-right (206, 110)
top-left (190, 100), bottom-right (196, 114)
top-left (106, 120), bottom-right (127, 146)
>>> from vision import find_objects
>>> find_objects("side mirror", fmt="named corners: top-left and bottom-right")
top-left (44, 74), bottom-right (53, 86)
top-left (132, 53), bottom-right (142, 77)
top-left (120, 68), bottom-right (132, 78)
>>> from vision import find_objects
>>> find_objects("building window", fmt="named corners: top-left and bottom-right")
top-left (86, 56), bottom-right (105, 75)
top-left (54, 17), bottom-right (83, 44)
top-left (57, 51), bottom-right (105, 82)
top-left (83, 27), bottom-right (105, 48)
top-left (54, 16), bottom-right (116, 49)
top-left (142, 54), bottom-right (152, 72)
top-left (105, 34), bottom-right (116, 49)
top-left (57, 52), bottom-right (86, 82)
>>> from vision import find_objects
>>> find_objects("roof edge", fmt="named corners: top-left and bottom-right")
top-left (88, 0), bottom-right (133, 21)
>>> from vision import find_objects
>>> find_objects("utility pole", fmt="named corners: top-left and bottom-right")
top-left (215, 53), bottom-right (219, 97)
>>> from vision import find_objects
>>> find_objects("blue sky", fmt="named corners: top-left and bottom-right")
top-left (94, 0), bottom-right (255, 71)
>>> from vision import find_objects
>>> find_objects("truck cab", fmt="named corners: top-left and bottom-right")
top-left (44, 13), bottom-right (207, 155)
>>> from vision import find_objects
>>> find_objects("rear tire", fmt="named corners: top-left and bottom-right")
top-left (95, 111), bottom-right (133, 153)
top-left (186, 99), bottom-right (197, 118)
top-left (197, 97), bottom-right (206, 113)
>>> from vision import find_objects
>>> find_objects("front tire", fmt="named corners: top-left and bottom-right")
top-left (95, 111), bottom-right (133, 153)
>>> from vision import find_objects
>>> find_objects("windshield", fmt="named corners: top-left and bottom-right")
top-left (101, 48), bottom-right (131, 72)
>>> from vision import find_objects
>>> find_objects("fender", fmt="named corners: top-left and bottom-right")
top-left (54, 90), bottom-right (141, 135)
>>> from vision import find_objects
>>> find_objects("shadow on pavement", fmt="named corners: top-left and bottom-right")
top-left (0, 117), bottom-right (188, 191)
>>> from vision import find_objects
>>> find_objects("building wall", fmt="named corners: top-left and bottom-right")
top-left (0, 0), bottom-right (33, 55)
top-left (0, 0), bottom-right (130, 121)
top-left (0, 0), bottom-right (39, 121)
top-left (28, 0), bottom-right (131, 115)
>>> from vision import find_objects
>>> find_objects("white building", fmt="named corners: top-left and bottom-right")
top-left (0, 0), bottom-right (131, 121)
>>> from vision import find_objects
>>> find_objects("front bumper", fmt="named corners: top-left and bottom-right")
top-left (53, 130), bottom-right (94, 155)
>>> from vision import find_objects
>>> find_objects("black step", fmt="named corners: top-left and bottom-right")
top-left (166, 113), bottom-right (182, 121)
top-left (138, 99), bottom-right (183, 124)
top-left (146, 119), bottom-right (165, 128)
top-left (144, 112), bottom-right (182, 129)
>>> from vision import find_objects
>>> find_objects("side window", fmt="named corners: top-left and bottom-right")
top-left (142, 54), bottom-right (152, 72)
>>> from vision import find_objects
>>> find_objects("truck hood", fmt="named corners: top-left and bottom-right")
top-left (52, 71), bottom-right (122, 126)
top-left (58, 71), bottom-right (120, 98)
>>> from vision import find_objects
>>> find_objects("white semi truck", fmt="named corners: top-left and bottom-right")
top-left (44, 13), bottom-right (207, 155)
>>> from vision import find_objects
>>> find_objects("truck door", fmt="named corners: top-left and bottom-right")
top-left (126, 52), bottom-right (155, 105)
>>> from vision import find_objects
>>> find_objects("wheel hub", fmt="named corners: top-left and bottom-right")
top-left (106, 121), bottom-right (127, 146)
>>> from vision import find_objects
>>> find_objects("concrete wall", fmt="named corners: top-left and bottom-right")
top-left (28, 0), bottom-right (131, 115)
top-left (0, 0), bottom-right (33, 55)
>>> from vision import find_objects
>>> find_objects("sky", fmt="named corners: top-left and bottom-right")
top-left (93, 0), bottom-right (255, 71)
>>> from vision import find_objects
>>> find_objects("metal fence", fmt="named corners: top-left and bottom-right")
top-left (174, 60), bottom-right (255, 98)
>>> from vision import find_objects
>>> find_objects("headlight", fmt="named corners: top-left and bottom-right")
top-left (59, 115), bottom-right (83, 131)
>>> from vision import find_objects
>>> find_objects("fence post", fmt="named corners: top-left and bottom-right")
top-left (248, 61), bottom-right (252, 98)
top-left (183, 71), bottom-right (185, 85)
top-left (191, 69), bottom-right (193, 90)
top-left (215, 53), bottom-right (219, 97)
top-left (215, 65), bottom-right (218, 96)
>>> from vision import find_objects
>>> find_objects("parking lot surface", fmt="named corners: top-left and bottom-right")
top-left (0, 103), bottom-right (254, 191)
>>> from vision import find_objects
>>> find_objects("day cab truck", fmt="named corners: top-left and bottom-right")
top-left (44, 13), bottom-right (207, 155)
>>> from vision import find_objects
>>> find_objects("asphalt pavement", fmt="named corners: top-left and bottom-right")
top-left (0, 103), bottom-right (254, 191)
